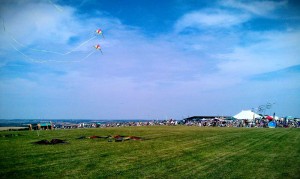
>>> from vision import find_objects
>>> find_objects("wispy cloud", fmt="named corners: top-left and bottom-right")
top-left (216, 30), bottom-right (300, 77)
top-left (221, 0), bottom-right (287, 16)
top-left (175, 9), bottom-right (249, 32)
top-left (174, 0), bottom-right (287, 33)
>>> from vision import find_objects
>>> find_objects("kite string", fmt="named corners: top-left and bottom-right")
top-left (48, 0), bottom-right (63, 12)
top-left (9, 34), bottom-right (97, 55)
top-left (3, 17), bottom-right (103, 63)
top-left (66, 36), bottom-right (97, 55)
top-left (1, 17), bottom-right (5, 31)
top-left (9, 42), bottom-right (46, 63)
top-left (2, 14), bottom-right (98, 56)
top-left (74, 50), bottom-right (96, 62)
top-left (10, 42), bottom-right (97, 63)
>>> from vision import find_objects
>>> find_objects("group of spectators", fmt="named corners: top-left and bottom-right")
top-left (79, 118), bottom-right (300, 129)
top-left (52, 119), bottom-right (179, 129)
top-left (98, 119), bottom-right (178, 128)
top-left (51, 118), bottom-right (300, 130)
top-left (182, 118), bottom-right (300, 128)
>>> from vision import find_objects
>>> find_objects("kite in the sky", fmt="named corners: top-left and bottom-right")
top-left (95, 29), bottom-right (104, 38)
top-left (5, 24), bottom-right (105, 63)
top-left (9, 34), bottom-right (97, 56)
top-left (94, 44), bottom-right (103, 54)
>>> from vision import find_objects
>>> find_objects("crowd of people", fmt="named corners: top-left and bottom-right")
top-left (98, 119), bottom-right (178, 128)
top-left (51, 119), bottom-right (179, 129)
top-left (76, 118), bottom-right (300, 129)
top-left (47, 118), bottom-right (300, 130)
top-left (182, 118), bottom-right (300, 128)
top-left (4, 117), bottom-right (299, 131)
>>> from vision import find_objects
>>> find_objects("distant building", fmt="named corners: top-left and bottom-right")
top-left (29, 122), bottom-right (53, 130)
top-left (184, 116), bottom-right (229, 122)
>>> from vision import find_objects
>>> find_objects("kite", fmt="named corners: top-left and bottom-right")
top-left (2, 12), bottom-right (105, 63)
top-left (95, 29), bottom-right (104, 38)
top-left (76, 135), bottom-right (143, 142)
top-left (113, 135), bottom-right (142, 142)
top-left (6, 28), bottom-right (105, 63)
top-left (5, 26), bottom-right (104, 56)
top-left (34, 139), bottom-right (68, 145)
top-left (94, 44), bottom-right (103, 54)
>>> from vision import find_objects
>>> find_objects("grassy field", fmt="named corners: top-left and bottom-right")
top-left (0, 126), bottom-right (299, 178)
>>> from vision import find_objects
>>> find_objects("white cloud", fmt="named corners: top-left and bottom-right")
top-left (221, 0), bottom-right (287, 16)
top-left (1, 2), bottom-right (78, 45)
top-left (175, 9), bottom-right (249, 32)
top-left (174, 0), bottom-right (287, 33)
top-left (216, 30), bottom-right (300, 76)
top-left (0, 1), bottom-right (129, 64)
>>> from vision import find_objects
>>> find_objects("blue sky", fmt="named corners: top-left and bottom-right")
top-left (0, 0), bottom-right (299, 119)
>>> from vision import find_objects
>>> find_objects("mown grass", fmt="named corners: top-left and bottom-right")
top-left (0, 126), bottom-right (299, 178)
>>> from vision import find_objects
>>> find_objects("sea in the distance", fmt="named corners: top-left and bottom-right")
top-left (0, 119), bottom-right (157, 127)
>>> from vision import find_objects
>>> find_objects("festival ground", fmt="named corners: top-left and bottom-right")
top-left (0, 126), bottom-right (299, 178)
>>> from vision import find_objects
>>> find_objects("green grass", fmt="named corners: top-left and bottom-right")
top-left (0, 126), bottom-right (299, 178)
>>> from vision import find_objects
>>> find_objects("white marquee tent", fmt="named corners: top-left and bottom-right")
top-left (234, 110), bottom-right (262, 121)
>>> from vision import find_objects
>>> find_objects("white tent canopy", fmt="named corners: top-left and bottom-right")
top-left (234, 110), bottom-right (262, 121)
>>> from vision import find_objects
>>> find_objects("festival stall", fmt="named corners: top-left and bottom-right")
top-left (234, 110), bottom-right (262, 122)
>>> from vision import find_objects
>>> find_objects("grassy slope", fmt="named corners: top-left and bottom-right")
top-left (0, 126), bottom-right (299, 178)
